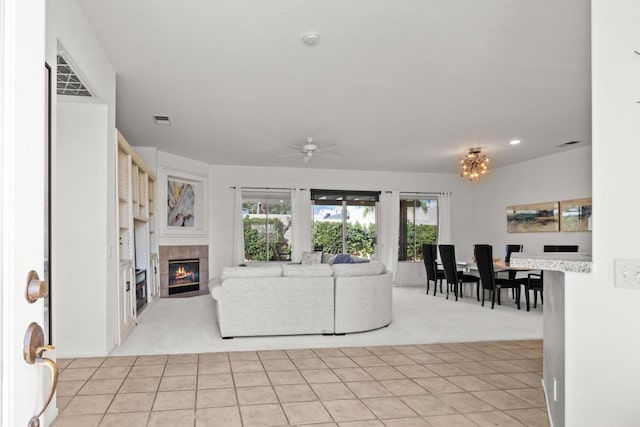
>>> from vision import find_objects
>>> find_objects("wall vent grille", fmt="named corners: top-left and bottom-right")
top-left (153, 115), bottom-right (171, 125)
top-left (56, 54), bottom-right (93, 97)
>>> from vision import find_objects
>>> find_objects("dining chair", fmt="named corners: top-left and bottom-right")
top-left (543, 245), bottom-right (579, 252)
top-left (474, 244), bottom-right (524, 309)
top-left (439, 244), bottom-right (480, 301)
top-left (505, 244), bottom-right (523, 299)
top-left (505, 244), bottom-right (523, 263)
top-left (525, 245), bottom-right (579, 311)
top-left (422, 243), bottom-right (445, 295)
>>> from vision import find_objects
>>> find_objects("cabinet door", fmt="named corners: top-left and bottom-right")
top-left (150, 256), bottom-right (159, 297)
top-left (118, 265), bottom-right (135, 342)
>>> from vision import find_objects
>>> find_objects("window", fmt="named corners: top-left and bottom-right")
top-left (311, 190), bottom-right (379, 257)
top-left (242, 191), bottom-right (292, 262)
top-left (399, 197), bottom-right (438, 261)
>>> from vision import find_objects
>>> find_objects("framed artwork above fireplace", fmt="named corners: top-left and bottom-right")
top-left (158, 166), bottom-right (208, 239)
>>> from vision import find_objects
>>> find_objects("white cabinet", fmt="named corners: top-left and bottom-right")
top-left (150, 253), bottom-right (160, 297)
top-left (118, 260), bottom-right (135, 344)
top-left (116, 130), bottom-right (157, 344)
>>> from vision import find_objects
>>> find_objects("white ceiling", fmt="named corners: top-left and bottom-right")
top-left (77, 0), bottom-right (591, 173)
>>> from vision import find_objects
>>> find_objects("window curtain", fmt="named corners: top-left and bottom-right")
top-left (291, 188), bottom-right (312, 263)
top-left (437, 192), bottom-right (452, 245)
top-left (232, 186), bottom-right (245, 266)
top-left (378, 190), bottom-right (400, 279)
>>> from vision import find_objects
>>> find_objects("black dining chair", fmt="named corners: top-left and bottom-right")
top-left (505, 244), bottom-right (523, 263)
top-left (505, 244), bottom-right (523, 299)
top-left (422, 243), bottom-right (445, 295)
top-left (474, 244), bottom-right (525, 309)
top-left (525, 245), bottom-right (579, 311)
top-left (439, 244), bottom-right (480, 301)
top-left (543, 245), bottom-right (579, 252)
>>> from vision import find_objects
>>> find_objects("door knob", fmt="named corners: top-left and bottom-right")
top-left (23, 322), bottom-right (57, 427)
top-left (25, 270), bottom-right (48, 303)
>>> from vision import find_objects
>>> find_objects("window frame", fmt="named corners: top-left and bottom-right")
top-left (311, 189), bottom-right (380, 256)
top-left (398, 195), bottom-right (439, 262)
top-left (242, 190), bottom-right (292, 263)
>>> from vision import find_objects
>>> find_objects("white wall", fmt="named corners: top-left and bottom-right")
top-left (472, 146), bottom-right (592, 256)
top-left (54, 103), bottom-right (110, 356)
top-left (208, 165), bottom-right (475, 283)
top-left (564, 1), bottom-right (640, 424)
top-left (135, 146), bottom-right (158, 175)
top-left (47, 0), bottom-right (118, 356)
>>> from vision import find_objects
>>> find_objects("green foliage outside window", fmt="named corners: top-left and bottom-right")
top-left (406, 223), bottom-right (437, 260)
top-left (243, 216), bottom-right (290, 261)
top-left (313, 221), bottom-right (376, 257)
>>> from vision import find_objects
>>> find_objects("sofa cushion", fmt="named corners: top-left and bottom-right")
top-left (221, 265), bottom-right (283, 280)
top-left (283, 264), bottom-right (334, 277)
top-left (332, 262), bottom-right (386, 277)
top-left (301, 251), bottom-right (323, 265)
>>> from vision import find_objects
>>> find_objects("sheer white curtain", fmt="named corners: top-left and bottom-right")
top-left (232, 186), bottom-right (245, 266)
top-left (437, 192), bottom-right (452, 245)
top-left (378, 190), bottom-right (400, 279)
top-left (291, 188), bottom-right (312, 263)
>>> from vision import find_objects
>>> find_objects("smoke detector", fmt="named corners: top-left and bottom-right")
top-left (302, 32), bottom-right (320, 46)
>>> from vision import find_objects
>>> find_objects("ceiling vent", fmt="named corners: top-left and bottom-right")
top-left (557, 141), bottom-right (581, 147)
top-left (56, 53), bottom-right (93, 97)
top-left (152, 115), bottom-right (171, 125)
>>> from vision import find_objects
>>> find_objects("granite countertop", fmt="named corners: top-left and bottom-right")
top-left (510, 252), bottom-right (592, 273)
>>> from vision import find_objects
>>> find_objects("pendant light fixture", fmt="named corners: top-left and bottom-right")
top-left (460, 148), bottom-right (489, 180)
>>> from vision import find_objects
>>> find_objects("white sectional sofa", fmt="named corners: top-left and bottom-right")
top-left (333, 263), bottom-right (393, 334)
top-left (209, 262), bottom-right (392, 338)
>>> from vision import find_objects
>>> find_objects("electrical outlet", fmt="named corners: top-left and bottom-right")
top-left (614, 259), bottom-right (640, 289)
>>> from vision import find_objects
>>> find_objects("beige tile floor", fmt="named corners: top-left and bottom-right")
top-left (52, 340), bottom-right (548, 427)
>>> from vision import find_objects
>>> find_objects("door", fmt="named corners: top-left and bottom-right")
top-left (1, 0), bottom-right (51, 426)
top-left (118, 261), bottom-right (135, 344)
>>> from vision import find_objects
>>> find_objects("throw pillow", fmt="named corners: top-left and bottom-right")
top-left (301, 250), bottom-right (323, 265)
top-left (331, 254), bottom-right (355, 264)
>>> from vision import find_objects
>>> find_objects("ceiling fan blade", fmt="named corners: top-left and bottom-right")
top-left (274, 153), bottom-right (303, 158)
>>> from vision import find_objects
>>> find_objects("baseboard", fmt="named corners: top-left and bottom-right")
top-left (541, 378), bottom-right (555, 427)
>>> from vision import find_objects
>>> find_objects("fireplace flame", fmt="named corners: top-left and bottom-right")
top-left (173, 266), bottom-right (194, 281)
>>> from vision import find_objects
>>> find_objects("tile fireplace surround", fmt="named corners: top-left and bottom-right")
top-left (159, 245), bottom-right (209, 298)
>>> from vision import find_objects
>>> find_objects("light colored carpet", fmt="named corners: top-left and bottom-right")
top-left (110, 286), bottom-right (542, 356)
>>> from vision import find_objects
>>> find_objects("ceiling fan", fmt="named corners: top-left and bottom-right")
top-left (276, 137), bottom-right (342, 163)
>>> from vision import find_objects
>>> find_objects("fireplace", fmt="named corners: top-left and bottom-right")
top-left (160, 245), bottom-right (208, 298)
top-left (168, 258), bottom-right (200, 295)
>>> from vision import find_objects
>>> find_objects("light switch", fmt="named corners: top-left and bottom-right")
top-left (614, 259), bottom-right (640, 289)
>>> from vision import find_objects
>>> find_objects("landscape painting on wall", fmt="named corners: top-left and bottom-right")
top-left (561, 197), bottom-right (592, 232)
top-left (167, 179), bottom-right (195, 227)
top-left (507, 202), bottom-right (560, 233)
